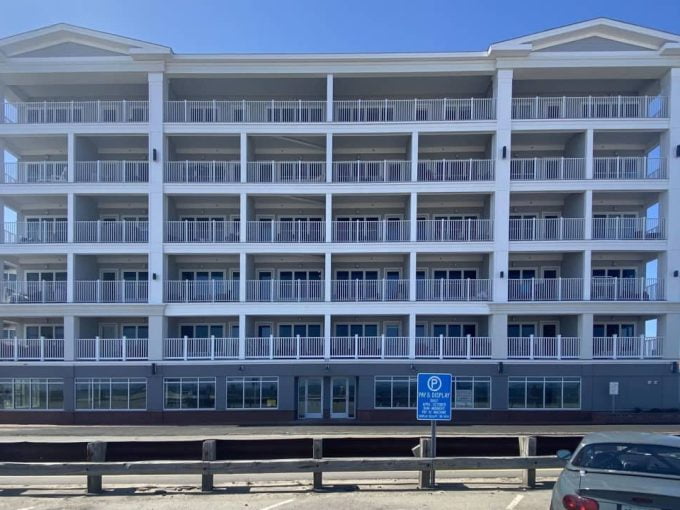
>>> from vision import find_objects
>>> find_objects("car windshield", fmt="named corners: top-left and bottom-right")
top-left (571, 442), bottom-right (680, 477)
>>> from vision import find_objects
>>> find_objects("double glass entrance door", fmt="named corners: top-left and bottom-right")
top-left (297, 377), bottom-right (356, 419)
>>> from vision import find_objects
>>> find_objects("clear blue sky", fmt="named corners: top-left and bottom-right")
top-left (0, 0), bottom-right (678, 53)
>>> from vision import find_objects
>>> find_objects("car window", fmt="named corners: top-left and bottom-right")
top-left (571, 442), bottom-right (680, 477)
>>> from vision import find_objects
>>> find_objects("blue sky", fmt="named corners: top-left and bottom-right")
top-left (0, 0), bottom-right (678, 53)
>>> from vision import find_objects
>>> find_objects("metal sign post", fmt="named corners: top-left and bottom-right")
top-left (417, 373), bottom-right (452, 487)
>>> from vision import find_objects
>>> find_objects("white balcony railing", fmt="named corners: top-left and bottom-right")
top-left (332, 220), bottom-right (410, 242)
top-left (593, 157), bottom-right (667, 180)
top-left (0, 337), bottom-right (64, 361)
top-left (245, 336), bottom-right (325, 359)
top-left (247, 161), bottom-right (325, 183)
top-left (164, 161), bottom-right (241, 183)
top-left (74, 220), bottom-right (148, 243)
top-left (164, 337), bottom-right (239, 360)
top-left (0, 280), bottom-right (67, 304)
top-left (3, 100), bottom-right (149, 124)
top-left (246, 280), bottom-right (324, 302)
top-left (2, 161), bottom-right (68, 184)
top-left (74, 161), bottom-right (149, 183)
top-left (246, 221), bottom-right (325, 243)
top-left (417, 159), bottom-right (495, 182)
top-left (508, 278), bottom-right (584, 301)
top-left (330, 336), bottom-right (409, 359)
top-left (331, 279), bottom-right (409, 301)
top-left (592, 217), bottom-right (665, 240)
top-left (509, 218), bottom-right (585, 241)
top-left (590, 278), bottom-right (664, 301)
top-left (164, 280), bottom-right (239, 303)
top-left (593, 335), bottom-right (664, 359)
top-left (416, 279), bottom-right (492, 301)
top-left (164, 100), bottom-right (326, 123)
top-left (511, 95), bottom-right (668, 120)
top-left (3, 221), bottom-right (67, 244)
top-left (165, 220), bottom-right (240, 243)
top-left (416, 219), bottom-right (493, 242)
top-left (508, 336), bottom-right (580, 360)
top-left (76, 337), bottom-right (148, 361)
top-left (414, 336), bottom-right (492, 359)
top-left (74, 280), bottom-right (148, 303)
top-left (333, 98), bottom-right (496, 122)
top-left (510, 158), bottom-right (585, 180)
top-left (332, 161), bottom-right (410, 183)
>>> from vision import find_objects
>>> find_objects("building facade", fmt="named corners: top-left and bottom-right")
top-left (1, 19), bottom-right (679, 424)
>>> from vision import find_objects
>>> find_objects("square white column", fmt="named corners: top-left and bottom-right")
top-left (410, 131), bottom-right (419, 182)
top-left (67, 132), bottom-right (75, 183)
top-left (408, 312), bottom-right (416, 359)
top-left (579, 313), bottom-right (594, 360)
top-left (584, 189), bottom-right (593, 240)
top-left (324, 252), bottom-right (332, 302)
top-left (325, 194), bottom-right (333, 242)
top-left (583, 249), bottom-right (592, 300)
top-left (239, 252), bottom-right (246, 302)
top-left (326, 74), bottom-right (334, 122)
top-left (584, 129), bottom-right (594, 179)
top-left (240, 132), bottom-right (248, 183)
top-left (238, 314), bottom-right (246, 360)
top-left (66, 252), bottom-right (75, 303)
top-left (239, 193), bottom-right (247, 242)
top-left (67, 193), bottom-right (75, 243)
top-left (63, 315), bottom-right (77, 361)
top-left (490, 313), bottom-right (508, 359)
top-left (148, 314), bottom-right (165, 361)
top-left (325, 133), bottom-right (333, 183)
top-left (409, 192), bottom-right (417, 241)
top-left (324, 313), bottom-right (331, 360)
top-left (408, 252), bottom-right (417, 301)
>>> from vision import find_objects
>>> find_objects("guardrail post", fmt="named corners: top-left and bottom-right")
top-left (201, 439), bottom-right (217, 492)
top-left (519, 435), bottom-right (537, 489)
top-left (417, 437), bottom-right (432, 489)
top-left (86, 441), bottom-right (106, 494)
top-left (312, 437), bottom-right (323, 490)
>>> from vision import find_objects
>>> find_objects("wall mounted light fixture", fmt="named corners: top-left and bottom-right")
top-left (152, 149), bottom-right (158, 161)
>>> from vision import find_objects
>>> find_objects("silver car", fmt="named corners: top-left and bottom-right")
top-left (551, 431), bottom-right (680, 510)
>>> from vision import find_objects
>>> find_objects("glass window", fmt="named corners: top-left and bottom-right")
top-left (75, 378), bottom-right (147, 410)
top-left (0, 378), bottom-right (63, 410)
top-left (453, 377), bottom-right (491, 409)
top-left (508, 377), bottom-right (581, 410)
top-left (374, 376), bottom-right (417, 408)
top-left (164, 377), bottom-right (215, 410)
top-left (226, 377), bottom-right (278, 409)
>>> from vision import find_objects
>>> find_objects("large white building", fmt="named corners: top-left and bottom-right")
top-left (0, 19), bottom-right (679, 424)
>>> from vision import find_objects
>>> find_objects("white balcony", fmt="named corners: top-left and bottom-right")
top-left (2, 161), bottom-right (68, 184)
top-left (74, 161), bottom-right (148, 183)
top-left (246, 221), bottom-right (325, 243)
top-left (3, 221), bottom-right (67, 244)
top-left (417, 159), bottom-right (494, 182)
top-left (592, 217), bottom-right (665, 240)
top-left (3, 100), bottom-right (149, 124)
top-left (332, 220), bottom-right (410, 242)
top-left (331, 279), bottom-right (409, 301)
top-left (414, 335), bottom-right (492, 359)
top-left (0, 280), bottom-right (67, 304)
top-left (165, 220), bottom-right (240, 243)
top-left (510, 158), bottom-right (585, 180)
top-left (74, 220), bottom-right (148, 243)
top-left (416, 219), bottom-right (493, 242)
top-left (164, 336), bottom-right (239, 360)
top-left (509, 218), bottom-right (585, 241)
top-left (511, 95), bottom-right (668, 120)
top-left (246, 280), bottom-right (323, 302)
top-left (164, 280), bottom-right (239, 303)
top-left (74, 280), bottom-right (148, 303)
top-left (247, 161), bottom-right (325, 183)
top-left (507, 336), bottom-right (580, 360)
top-left (330, 336), bottom-right (409, 359)
top-left (164, 100), bottom-right (326, 123)
top-left (593, 157), bottom-right (667, 180)
top-left (508, 278), bottom-right (584, 301)
top-left (591, 278), bottom-right (664, 301)
top-left (332, 161), bottom-right (410, 183)
top-left (0, 337), bottom-right (64, 361)
top-left (593, 335), bottom-right (664, 359)
top-left (76, 337), bottom-right (148, 361)
top-left (164, 161), bottom-right (241, 183)
top-left (245, 336), bottom-right (324, 359)
top-left (333, 98), bottom-right (495, 122)
top-left (416, 278), bottom-right (492, 301)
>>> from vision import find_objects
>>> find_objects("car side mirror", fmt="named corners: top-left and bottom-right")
top-left (557, 449), bottom-right (572, 460)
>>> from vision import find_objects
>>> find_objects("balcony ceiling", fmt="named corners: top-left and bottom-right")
top-left (3, 135), bottom-right (67, 156)
top-left (168, 77), bottom-right (325, 99)
top-left (334, 75), bottom-right (492, 97)
top-left (512, 76), bottom-right (658, 95)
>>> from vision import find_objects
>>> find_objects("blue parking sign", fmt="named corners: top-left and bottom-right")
top-left (417, 373), bottom-right (452, 421)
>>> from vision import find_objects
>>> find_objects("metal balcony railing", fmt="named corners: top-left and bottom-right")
top-left (246, 221), bottom-right (325, 243)
top-left (593, 157), bottom-right (667, 180)
top-left (333, 98), bottom-right (496, 122)
top-left (510, 158), bottom-right (585, 180)
top-left (3, 100), bottom-right (149, 123)
top-left (74, 220), bottom-right (148, 243)
top-left (592, 217), bottom-right (665, 240)
top-left (165, 221), bottom-right (240, 243)
top-left (415, 279), bottom-right (492, 301)
top-left (0, 337), bottom-right (64, 361)
top-left (507, 336), bottom-right (580, 360)
top-left (164, 161), bottom-right (241, 183)
top-left (164, 280), bottom-right (239, 303)
top-left (511, 95), bottom-right (668, 120)
top-left (593, 335), bottom-right (664, 359)
top-left (247, 161), bottom-right (325, 183)
top-left (74, 161), bottom-right (148, 183)
top-left (330, 336), bottom-right (409, 359)
top-left (0, 281), bottom-right (67, 304)
top-left (332, 161), bottom-right (410, 183)
top-left (2, 161), bottom-right (68, 184)
top-left (245, 336), bottom-right (325, 360)
top-left (3, 221), bottom-right (67, 244)
top-left (74, 280), bottom-right (148, 303)
top-left (414, 336), bottom-right (492, 359)
top-left (246, 280), bottom-right (324, 302)
top-left (76, 337), bottom-right (148, 361)
top-left (508, 278), bottom-right (584, 301)
top-left (332, 220), bottom-right (410, 242)
top-left (417, 159), bottom-right (494, 182)
top-left (164, 337), bottom-right (240, 361)
top-left (331, 279), bottom-right (409, 301)
top-left (509, 218), bottom-right (585, 241)
top-left (590, 278), bottom-right (664, 301)
top-left (416, 219), bottom-right (493, 242)
top-left (164, 100), bottom-right (326, 123)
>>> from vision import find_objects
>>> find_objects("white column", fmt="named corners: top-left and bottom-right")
top-left (583, 249), bottom-right (592, 301)
top-left (63, 315), bottom-right (77, 361)
top-left (490, 313), bottom-right (508, 359)
top-left (240, 132), bottom-right (248, 183)
top-left (325, 193), bottom-right (333, 242)
top-left (584, 189), bottom-right (593, 240)
top-left (324, 313), bottom-right (331, 360)
top-left (239, 252), bottom-right (246, 303)
top-left (67, 192), bottom-right (75, 243)
top-left (324, 252), bottom-right (332, 302)
top-left (0, 138), bottom-right (4, 184)
top-left (238, 314), bottom-right (246, 360)
top-left (66, 252), bottom-right (75, 303)
top-left (147, 72), bottom-right (166, 305)
top-left (410, 131), bottom-right (419, 182)
top-left (660, 314), bottom-right (680, 359)
top-left (67, 132), bottom-right (75, 183)
top-left (326, 74), bottom-right (333, 122)
top-left (239, 192), bottom-right (247, 242)
top-left (409, 252), bottom-right (417, 301)
top-left (0, 81), bottom-right (5, 124)
top-left (584, 128), bottom-right (594, 179)
top-left (408, 312), bottom-right (416, 359)
top-left (409, 192), bottom-right (418, 241)
top-left (147, 314), bottom-right (165, 361)
top-left (579, 313), bottom-right (594, 360)
top-left (325, 133), bottom-right (333, 183)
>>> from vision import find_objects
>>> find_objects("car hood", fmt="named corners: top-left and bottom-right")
top-left (576, 470), bottom-right (680, 509)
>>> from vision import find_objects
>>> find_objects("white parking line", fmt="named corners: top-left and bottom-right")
top-left (506, 494), bottom-right (524, 510)
top-left (260, 499), bottom-right (296, 510)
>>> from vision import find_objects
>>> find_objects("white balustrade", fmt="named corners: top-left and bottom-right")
top-left (508, 278), bottom-right (583, 301)
top-left (590, 278), bottom-right (664, 301)
top-left (414, 336), bottom-right (492, 359)
top-left (246, 280), bottom-right (323, 302)
top-left (74, 220), bottom-right (148, 243)
top-left (74, 161), bottom-right (148, 183)
top-left (0, 337), bottom-right (64, 361)
top-left (164, 100), bottom-right (326, 123)
top-left (329, 336), bottom-right (409, 359)
top-left (507, 336), bottom-right (580, 359)
top-left (332, 220), bottom-right (410, 242)
top-left (3, 100), bottom-right (149, 123)
top-left (592, 217), bottom-right (665, 240)
top-left (164, 161), bottom-right (241, 183)
top-left (416, 219), bottom-right (493, 242)
top-left (3, 221), bottom-right (67, 244)
top-left (331, 279), bottom-right (409, 301)
top-left (246, 221), bottom-right (325, 243)
top-left (2, 161), bottom-right (68, 184)
top-left (510, 158), bottom-right (585, 180)
top-left (76, 337), bottom-right (148, 361)
top-left (165, 221), bottom-right (240, 243)
top-left (417, 159), bottom-right (494, 181)
top-left (333, 98), bottom-right (495, 122)
top-left (245, 336), bottom-right (324, 359)
top-left (416, 278), bottom-right (492, 301)
top-left (163, 336), bottom-right (239, 360)
top-left (247, 161), bottom-right (325, 183)
top-left (509, 218), bottom-right (585, 241)
top-left (164, 280), bottom-right (239, 303)
top-left (593, 157), bottom-right (667, 180)
top-left (332, 161), bottom-right (410, 182)
top-left (0, 280), bottom-right (67, 304)
top-left (512, 95), bottom-right (668, 119)
top-left (593, 335), bottom-right (664, 359)
top-left (74, 280), bottom-right (148, 303)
